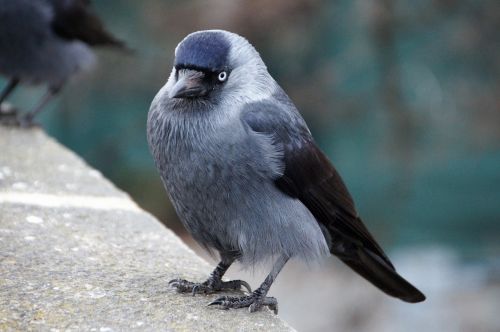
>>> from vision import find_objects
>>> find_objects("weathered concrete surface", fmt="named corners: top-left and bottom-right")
top-left (0, 127), bottom-right (294, 332)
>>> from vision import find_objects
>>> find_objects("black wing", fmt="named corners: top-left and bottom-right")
top-left (51, 0), bottom-right (126, 48)
top-left (241, 99), bottom-right (425, 303)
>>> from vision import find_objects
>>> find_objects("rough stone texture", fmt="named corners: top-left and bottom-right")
top-left (0, 127), bottom-right (294, 332)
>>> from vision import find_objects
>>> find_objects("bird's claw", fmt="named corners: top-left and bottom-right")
top-left (168, 278), bottom-right (201, 294)
top-left (168, 278), bottom-right (252, 296)
top-left (208, 294), bottom-right (278, 314)
top-left (238, 280), bottom-right (252, 293)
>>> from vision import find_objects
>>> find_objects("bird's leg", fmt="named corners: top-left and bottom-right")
top-left (0, 78), bottom-right (22, 126)
top-left (19, 85), bottom-right (62, 127)
top-left (0, 78), bottom-right (19, 105)
top-left (208, 254), bottom-right (289, 314)
top-left (169, 255), bottom-right (252, 296)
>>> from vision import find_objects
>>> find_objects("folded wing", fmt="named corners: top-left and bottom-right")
top-left (241, 99), bottom-right (425, 303)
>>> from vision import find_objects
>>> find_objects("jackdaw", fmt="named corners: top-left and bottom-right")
top-left (0, 0), bottom-right (126, 126)
top-left (147, 30), bottom-right (425, 313)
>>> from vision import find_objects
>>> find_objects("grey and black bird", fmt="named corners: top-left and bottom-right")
top-left (0, 0), bottom-right (126, 126)
top-left (147, 30), bottom-right (425, 313)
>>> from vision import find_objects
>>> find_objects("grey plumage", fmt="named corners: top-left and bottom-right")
top-left (147, 30), bottom-right (425, 312)
top-left (0, 0), bottom-right (125, 124)
top-left (148, 83), bottom-right (328, 265)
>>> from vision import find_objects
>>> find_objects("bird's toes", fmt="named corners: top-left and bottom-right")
top-left (249, 296), bottom-right (278, 314)
top-left (219, 279), bottom-right (252, 293)
top-left (191, 284), bottom-right (211, 296)
top-left (208, 294), bottom-right (278, 314)
top-left (168, 278), bottom-right (213, 295)
top-left (262, 297), bottom-right (278, 314)
top-left (168, 278), bottom-right (196, 293)
top-left (238, 280), bottom-right (252, 293)
top-left (207, 296), bottom-right (229, 307)
top-left (167, 278), bottom-right (183, 288)
top-left (248, 301), bottom-right (261, 313)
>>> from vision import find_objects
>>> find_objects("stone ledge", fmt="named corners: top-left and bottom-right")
top-left (0, 127), bottom-right (294, 332)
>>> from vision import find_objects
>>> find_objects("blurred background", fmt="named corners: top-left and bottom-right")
top-left (2, 0), bottom-right (499, 331)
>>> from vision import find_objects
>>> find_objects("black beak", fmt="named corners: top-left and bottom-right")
top-left (169, 70), bottom-right (209, 99)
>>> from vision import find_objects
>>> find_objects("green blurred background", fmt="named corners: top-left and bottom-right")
top-left (3, 0), bottom-right (500, 330)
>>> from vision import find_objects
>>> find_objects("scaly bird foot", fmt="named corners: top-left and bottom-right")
top-left (168, 278), bottom-right (252, 296)
top-left (208, 294), bottom-right (278, 314)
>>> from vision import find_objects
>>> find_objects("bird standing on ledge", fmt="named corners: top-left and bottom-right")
top-left (147, 30), bottom-right (425, 314)
top-left (0, 0), bottom-right (126, 126)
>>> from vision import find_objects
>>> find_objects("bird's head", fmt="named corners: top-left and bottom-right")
top-left (166, 30), bottom-right (274, 105)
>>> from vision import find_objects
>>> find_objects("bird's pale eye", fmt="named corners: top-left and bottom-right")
top-left (217, 71), bottom-right (228, 82)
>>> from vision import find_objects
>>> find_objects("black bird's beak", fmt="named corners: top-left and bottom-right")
top-left (169, 70), bottom-right (208, 99)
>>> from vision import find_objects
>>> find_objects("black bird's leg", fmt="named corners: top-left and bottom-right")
top-left (20, 85), bottom-right (62, 127)
top-left (169, 254), bottom-right (252, 296)
top-left (0, 78), bottom-right (21, 125)
top-left (0, 78), bottom-right (19, 105)
top-left (208, 254), bottom-right (289, 314)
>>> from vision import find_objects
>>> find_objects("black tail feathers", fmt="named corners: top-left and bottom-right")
top-left (339, 247), bottom-right (426, 303)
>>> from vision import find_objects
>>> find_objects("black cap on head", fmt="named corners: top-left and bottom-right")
top-left (174, 31), bottom-right (230, 72)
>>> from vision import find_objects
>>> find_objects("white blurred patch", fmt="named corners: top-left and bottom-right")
top-left (0, 192), bottom-right (141, 212)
